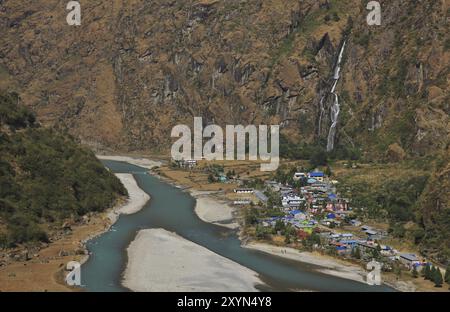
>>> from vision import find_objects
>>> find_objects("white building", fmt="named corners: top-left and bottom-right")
top-left (293, 172), bottom-right (306, 181)
top-left (282, 195), bottom-right (303, 208)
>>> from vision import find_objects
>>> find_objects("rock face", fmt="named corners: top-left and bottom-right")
top-left (0, 0), bottom-right (448, 158)
top-left (386, 143), bottom-right (406, 162)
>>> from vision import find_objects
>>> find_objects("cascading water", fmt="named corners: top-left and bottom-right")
top-left (326, 41), bottom-right (346, 152)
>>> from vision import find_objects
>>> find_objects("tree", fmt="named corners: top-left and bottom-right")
top-left (394, 265), bottom-right (402, 279)
top-left (274, 219), bottom-right (285, 233)
top-left (444, 265), bottom-right (450, 285)
top-left (325, 166), bottom-right (332, 177)
top-left (309, 147), bottom-right (328, 168)
top-left (244, 208), bottom-right (258, 226)
top-left (433, 268), bottom-right (443, 287)
top-left (423, 264), bottom-right (431, 280)
top-left (371, 247), bottom-right (381, 261)
top-left (428, 265), bottom-right (436, 282)
top-left (255, 225), bottom-right (267, 240)
top-left (284, 232), bottom-right (291, 244)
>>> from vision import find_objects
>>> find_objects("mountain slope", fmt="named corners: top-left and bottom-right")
top-left (0, 0), bottom-right (448, 157)
top-left (0, 92), bottom-right (126, 247)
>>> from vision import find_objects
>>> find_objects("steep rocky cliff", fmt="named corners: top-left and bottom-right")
top-left (1, 0), bottom-right (448, 157)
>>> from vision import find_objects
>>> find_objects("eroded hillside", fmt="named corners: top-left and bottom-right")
top-left (1, 0), bottom-right (448, 157)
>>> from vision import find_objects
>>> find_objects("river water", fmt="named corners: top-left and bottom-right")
top-left (81, 160), bottom-right (394, 292)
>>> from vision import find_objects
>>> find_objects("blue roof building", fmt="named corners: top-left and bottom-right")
top-left (328, 193), bottom-right (337, 200)
top-left (309, 171), bottom-right (324, 178)
top-left (339, 240), bottom-right (359, 246)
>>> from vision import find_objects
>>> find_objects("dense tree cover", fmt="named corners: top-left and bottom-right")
top-left (0, 93), bottom-right (127, 248)
top-left (423, 264), bottom-right (444, 287)
top-left (445, 265), bottom-right (450, 287)
top-left (0, 92), bottom-right (36, 129)
top-left (416, 153), bottom-right (450, 263)
top-left (279, 133), bottom-right (361, 162)
top-left (340, 175), bottom-right (429, 223)
top-left (340, 162), bottom-right (450, 263)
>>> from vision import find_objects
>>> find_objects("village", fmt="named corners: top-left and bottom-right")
top-left (170, 159), bottom-right (449, 289)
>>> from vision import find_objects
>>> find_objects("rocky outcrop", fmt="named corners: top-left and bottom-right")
top-left (386, 143), bottom-right (406, 162)
top-left (0, 0), bottom-right (448, 159)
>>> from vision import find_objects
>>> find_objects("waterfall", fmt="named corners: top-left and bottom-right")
top-left (326, 41), bottom-right (346, 152)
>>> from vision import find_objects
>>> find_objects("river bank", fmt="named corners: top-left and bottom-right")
top-left (107, 173), bottom-right (150, 223)
top-left (79, 171), bottom-right (151, 253)
top-left (0, 158), bottom-right (151, 292)
top-left (191, 190), bottom-right (239, 230)
top-left (96, 155), bottom-right (163, 170)
top-left (122, 228), bottom-right (262, 292)
top-left (244, 242), bottom-right (366, 283)
top-left (242, 243), bottom-right (419, 292)
top-left (115, 169), bottom-right (264, 291)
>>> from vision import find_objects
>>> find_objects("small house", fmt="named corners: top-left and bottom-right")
top-left (339, 240), bottom-right (359, 247)
top-left (234, 188), bottom-right (254, 194)
top-left (350, 219), bottom-right (362, 227)
top-left (328, 193), bottom-right (338, 201)
top-left (254, 190), bottom-right (268, 204)
top-left (233, 199), bottom-right (251, 205)
top-left (293, 172), bottom-right (306, 181)
top-left (291, 210), bottom-right (307, 220)
top-left (399, 254), bottom-right (420, 269)
top-left (308, 171), bottom-right (325, 182)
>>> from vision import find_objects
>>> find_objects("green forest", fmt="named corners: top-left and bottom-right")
top-left (0, 92), bottom-right (127, 248)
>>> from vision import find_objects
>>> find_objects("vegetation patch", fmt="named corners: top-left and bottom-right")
top-left (0, 92), bottom-right (127, 248)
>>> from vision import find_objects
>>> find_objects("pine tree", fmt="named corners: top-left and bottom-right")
top-left (444, 265), bottom-right (450, 284)
top-left (430, 266), bottom-right (437, 281)
top-left (422, 264), bottom-right (429, 278)
top-left (325, 166), bottom-right (332, 177)
top-left (424, 264), bottom-right (431, 280)
top-left (433, 268), bottom-right (443, 288)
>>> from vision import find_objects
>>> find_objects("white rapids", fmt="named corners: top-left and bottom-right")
top-left (326, 41), bottom-right (346, 152)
